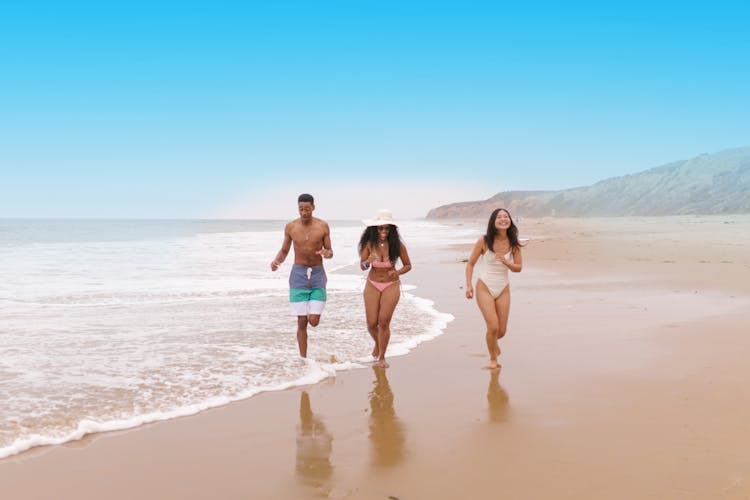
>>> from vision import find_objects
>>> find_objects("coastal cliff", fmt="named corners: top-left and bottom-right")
top-left (427, 147), bottom-right (750, 218)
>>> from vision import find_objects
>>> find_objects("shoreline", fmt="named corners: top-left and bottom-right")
top-left (2, 215), bottom-right (749, 499)
top-left (0, 276), bottom-right (454, 463)
top-left (0, 220), bottom-right (456, 462)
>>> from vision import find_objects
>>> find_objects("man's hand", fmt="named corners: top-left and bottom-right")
top-left (316, 248), bottom-right (333, 259)
top-left (271, 260), bottom-right (280, 271)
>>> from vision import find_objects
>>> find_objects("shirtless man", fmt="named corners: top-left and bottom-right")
top-left (271, 193), bottom-right (334, 358)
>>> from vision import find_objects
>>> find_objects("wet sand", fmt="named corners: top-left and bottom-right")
top-left (2, 215), bottom-right (749, 499)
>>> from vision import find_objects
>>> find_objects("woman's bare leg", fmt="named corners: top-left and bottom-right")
top-left (364, 282), bottom-right (381, 357)
top-left (494, 286), bottom-right (511, 356)
top-left (475, 280), bottom-right (500, 369)
top-left (375, 283), bottom-right (400, 367)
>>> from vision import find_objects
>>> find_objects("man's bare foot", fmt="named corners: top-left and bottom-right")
top-left (377, 359), bottom-right (389, 368)
top-left (482, 360), bottom-right (500, 370)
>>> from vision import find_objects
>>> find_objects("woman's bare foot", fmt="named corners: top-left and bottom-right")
top-left (482, 360), bottom-right (500, 370)
top-left (372, 346), bottom-right (379, 358)
top-left (377, 359), bottom-right (389, 368)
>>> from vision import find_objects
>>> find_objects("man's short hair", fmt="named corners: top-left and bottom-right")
top-left (298, 193), bottom-right (314, 204)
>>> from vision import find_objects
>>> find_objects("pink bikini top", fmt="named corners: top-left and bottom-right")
top-left (371, 260), bottom-right (393, 268)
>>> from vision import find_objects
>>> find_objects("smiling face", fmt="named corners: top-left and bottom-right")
top-left (494, 210), bottom-right (511, 230)
top-left (298, 201), bottom-right (314, 221)
top-left (377, 225), bottom-right (390, 241)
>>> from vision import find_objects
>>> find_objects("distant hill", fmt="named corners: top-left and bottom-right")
top-left (426, 147), bottom-right (750, 218)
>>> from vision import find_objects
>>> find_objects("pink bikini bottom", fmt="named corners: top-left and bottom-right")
top-left (368, 280), bottom-right (398, 292)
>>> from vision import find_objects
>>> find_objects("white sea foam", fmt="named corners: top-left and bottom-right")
top-left (0, 218), bottom-right (462, 460)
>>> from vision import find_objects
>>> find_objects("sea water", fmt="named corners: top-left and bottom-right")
top-left (0, 218), bottom-right (476, 459)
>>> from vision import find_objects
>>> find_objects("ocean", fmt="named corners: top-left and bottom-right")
top-left (0, 218), bottom-right (477, 459)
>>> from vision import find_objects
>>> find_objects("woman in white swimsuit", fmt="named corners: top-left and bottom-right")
top-left (359, 209), bottom-right (412, 368)
top-left (465, 208), bottom-right (524, 369)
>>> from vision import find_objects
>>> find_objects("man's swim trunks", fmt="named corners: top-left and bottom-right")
top-left (289, 264), bottom-right (327, 316)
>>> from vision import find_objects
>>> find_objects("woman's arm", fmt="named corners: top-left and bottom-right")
top-left (387, 243), bottom-right (412, 279)
top-left (465, 238), bottom-right (484, 299)
top-left (499, 247), bottom-right (523, 272)
top-left (360, 243), bottom-right (372, 270)
top-left (395, 243), bottom-right (412, 276)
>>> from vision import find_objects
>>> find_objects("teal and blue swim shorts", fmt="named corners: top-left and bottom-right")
top-left (289, 264), bottom-right (327, 316)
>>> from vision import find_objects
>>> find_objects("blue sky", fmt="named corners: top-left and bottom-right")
top-left (2, 0), bottom-right (748, 219)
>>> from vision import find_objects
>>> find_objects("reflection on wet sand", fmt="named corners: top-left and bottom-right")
top-left (487, 367), bottom-right (510, 422)
top-left (296, 391), bottom-right (333, 496)
top-left (369, 366), bottom-right (406, 467)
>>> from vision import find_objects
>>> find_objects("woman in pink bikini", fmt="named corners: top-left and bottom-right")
top-left (359, 209), bottom-right (412, 368)
top-left (465, 208), bottom-right (524, 370)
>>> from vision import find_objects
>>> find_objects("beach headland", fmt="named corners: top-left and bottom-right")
top-left (2, 215), bottom-right (749, 499)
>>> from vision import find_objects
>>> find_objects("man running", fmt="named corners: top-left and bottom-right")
top-left (271, 193), bottom-right (333, 358)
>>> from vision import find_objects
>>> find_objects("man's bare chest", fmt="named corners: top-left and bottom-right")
top-left (291, 224), bottom-right (323, 243)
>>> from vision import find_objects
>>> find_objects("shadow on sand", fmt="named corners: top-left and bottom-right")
top-left (368, 365), bottom-right (406, 467)
top-left (487, 367), bottom-right (510, 423)
top-left (296, 391), bottom-right (333, 496)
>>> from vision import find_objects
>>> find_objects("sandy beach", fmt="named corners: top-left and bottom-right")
top-left (2, 215), bottom-right (749, 500)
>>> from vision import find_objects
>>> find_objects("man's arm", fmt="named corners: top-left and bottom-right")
top-left (271, 225), bottom-right (293, 271)
top-left (316, 222), bottom-right (334, 259)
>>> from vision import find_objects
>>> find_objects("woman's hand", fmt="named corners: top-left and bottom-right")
top-left (361, 247), bottom-right (376, 270)
top-left (497, 254), bottom-right (510, 268)
top-left (361, 253), bottom-right (376, 270)
top-left (465, 284), bottom-right (474, 299)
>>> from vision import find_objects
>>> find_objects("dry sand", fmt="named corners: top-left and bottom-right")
top-left (2, 215), bottom-right (749, 499)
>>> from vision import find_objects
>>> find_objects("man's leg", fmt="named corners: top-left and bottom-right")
top-left (297, 315), bottom-right (309, 357)
top-left (307, 286), bottom-right (326, 328)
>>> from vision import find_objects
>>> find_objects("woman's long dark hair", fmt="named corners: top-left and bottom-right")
top-left (358, 224), bottom-right (401, 263)
top-left (484, 208), bottom-right (523, 253)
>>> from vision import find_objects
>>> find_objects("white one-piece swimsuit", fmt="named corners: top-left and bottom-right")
top-left (477, 249), bottom-right (513, 299)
